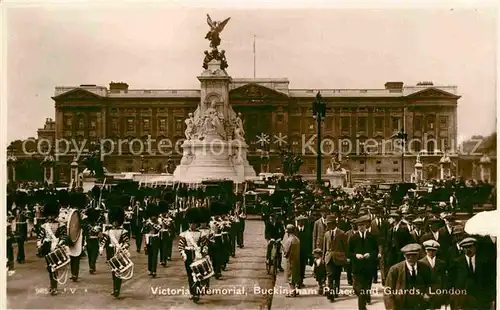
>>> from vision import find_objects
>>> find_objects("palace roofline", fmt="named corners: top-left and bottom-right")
top-left (53, 80), bottom-right (459, 99)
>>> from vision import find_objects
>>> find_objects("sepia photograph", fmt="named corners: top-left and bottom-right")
top-left (3, 1), bottom-right (497, 309)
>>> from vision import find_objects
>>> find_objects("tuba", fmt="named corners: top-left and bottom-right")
top-left (106, 231), bottom-right (134, 280)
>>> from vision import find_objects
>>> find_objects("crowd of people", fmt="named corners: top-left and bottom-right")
top-left (260, 176), bottom-right (496, 310)
top-left (6, 175), bottom-right (497, 309)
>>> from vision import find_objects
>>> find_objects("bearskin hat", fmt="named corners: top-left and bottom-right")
top-left (69, 192), bottom-right (87, 209)
top-left (158, 200), bottom-right (169, 214)
top-left (12, 191), bottom-right (26, 209)
top-left (58, 190), bottom-right (70, 207)
top-left (198, 207), bottom-right (211, 223)
top-left (186, 207), bottom-right (201, 224)
top-left (43, 196), bottom-right (60, 217)
top-left (119, 195), bottom-right (132, 208)
top-left (210, 201), bottom-right (227, 216)
top-left (108, 206), bottom-right (125, 225)
top-left (85, 208), bottom-right (100, 223)
top-left (146, 203), bottom-right (159, 218)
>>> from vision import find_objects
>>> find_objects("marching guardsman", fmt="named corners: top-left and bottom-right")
top-left (159, 200), bottom-right (174, 267)
top-left (131, 198), bottom-right (145, 253)
top-left (198, 207), bottom-right (214, 288)
top-left (7, 194), bottom-right (16, 276)
top-left (123, 200), bottom-right (133, 235)
top-left (209, 202), bottom-right (224, 279)
top-left (83, 206), bottom-right (101, 274)
top-left (13, 191), bottom-right (29, 264)
top-left (37, 197), bottom-right (67, 296)
top-left (143, 203), bottom-right (162, 277)
top-left (100, 204), bottom-right (130, 298)
top-left (178, 208), bottom-right (210, 303)
top-left (67, 192), bottom-right (85, 282)
top-left (234, 200), bottom-right (246, 248)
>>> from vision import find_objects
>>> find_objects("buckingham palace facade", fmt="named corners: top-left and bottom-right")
top-left (10, 79), bottom-right (469, 183)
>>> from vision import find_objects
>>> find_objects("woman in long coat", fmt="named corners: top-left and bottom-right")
top-left (283, 224), bottom-right (301, 297)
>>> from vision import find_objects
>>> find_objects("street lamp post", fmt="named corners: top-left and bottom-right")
top-left (312, 92), bottom-right (326, 183)
top-left (396, 128), bottom-right (408, 182)
top-left (360, 142), bottom-right (367, 179)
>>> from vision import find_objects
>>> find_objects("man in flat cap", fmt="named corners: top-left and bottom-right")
top-left (384, 243), bottom-right (432, 310)
top-left (283, 224), bottom-right (301, 297)
top-left (420, 240), bottom-right (447, 309)
top-left (295, 215), bottom-right (312, 288)
top-left (322, 214), bottom-right (347, 301)
top-left (410, 218), bottom-right (425, 244)
top-left (448, 237), bottom-right (495, 310)
top-left (349, 215), bottom-right (378, 310)
top-left (265, 213), bottom-right (285, 272)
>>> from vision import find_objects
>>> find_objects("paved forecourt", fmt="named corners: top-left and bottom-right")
top-left (271, 266), bottom-right (385, 310)
top-left (7, 216), bottom-right (273, 310)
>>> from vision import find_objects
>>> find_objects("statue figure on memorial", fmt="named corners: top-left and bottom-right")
top-left (233, 112), bottom-right (245, 141)
top-left (202, 51), bottom-right (213, 69)
top-left (205, 14), bottom-right (231, 49)
top-left (219, 50), bottom-right (228, 70)
top-left (184, 113), bottom-right (195, 140)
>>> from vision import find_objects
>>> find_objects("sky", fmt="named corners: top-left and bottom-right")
top-left (5, 4), bottom-right (498, 144)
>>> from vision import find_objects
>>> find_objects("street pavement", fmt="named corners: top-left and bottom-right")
top-left (272, 266), bottom-right (385, 310)
top-left (7, 216), bottom-right (273, 309)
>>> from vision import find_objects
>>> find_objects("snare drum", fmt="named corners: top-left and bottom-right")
top-left (109, 251), bottom-right (133, 274)
top-left (46, 246), bottom-right (70, 272)
top-left (189, 256), bottom-right (215, 282)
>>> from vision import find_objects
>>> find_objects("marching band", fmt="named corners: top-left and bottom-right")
top-left (6, 176), bottom-right (496, 309)
top-left (6, 183), bottom-right (246, 303)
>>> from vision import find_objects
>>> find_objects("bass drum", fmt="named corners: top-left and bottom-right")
top-left (66, 209), bottom-right (83, 257)
top-left (67, 209), bottom-right (81, 244)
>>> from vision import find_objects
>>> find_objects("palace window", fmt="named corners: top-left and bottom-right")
top-left (143, 119), bottom-right (150, 131)
top-left (78, 118), bottom-right (85, 130)
top-left (341, 117), bottom-right (350, 132)
top-left (439, 116), bottom-right (448, 130)
top-left (392, 117), bottom-right (401, 132)
top-left (127, 118), bottom-right (135, 132)
top-left (65, 117), bottom-right (72, 129)
top-left (175, 118), bottom-right (183, 131)
top-left (111, 118), bottom-right (119, 131)
top-left (90, 119), bottom-right (97, 130)
top-left (159, 118), bottom-right (167, 132)
top-left (374, 117), bottom-right (384, 132)
top-left (357, 117), bottom-right (367, 132)
top-left (414, 116), bottom-right (422, 131)
top-left (426, 115), bottom-right (435, 130)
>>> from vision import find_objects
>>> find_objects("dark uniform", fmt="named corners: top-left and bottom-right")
top-left (178, 208), bottom-right (211, 303)
top-left (159, 201), bottom-right (174, 267)
top-left (36, 198), bottom-right (68, 296)
top-left (100, 206), bottom-right (130, 298)
top-left (83, 207), bottom-right (101, 274)
top-left (143, 204), bottom-right (162, 277)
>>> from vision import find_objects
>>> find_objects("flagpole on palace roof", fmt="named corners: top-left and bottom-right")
top-left (253, 35), bottom-right (256, 79)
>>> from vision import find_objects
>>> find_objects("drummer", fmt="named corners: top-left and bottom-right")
top-left (178, 208), bottom-right (210, 303)
top-left (67, 192), bottom-right (85, 282)
top-left (36, 196), bottom-right (67, 296)
top-left (99, 202), bottom-right (130, 298)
